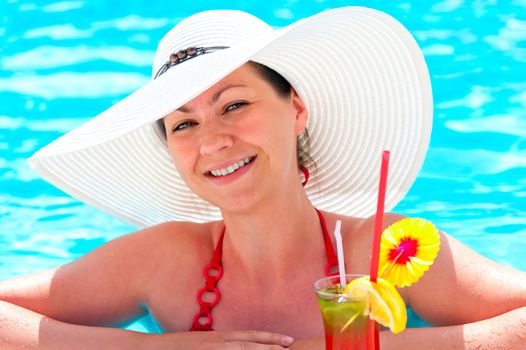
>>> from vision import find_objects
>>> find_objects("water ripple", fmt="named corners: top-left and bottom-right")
top-left (23, 24), bottom-right (92, 40)
top-left (0, 72), bottom-right (149, 99)
top-left (445, 114), bottom-right (526, 137)
top-left (41, 1), bottom-right (85, 13)
top-left (3, 46), bottom-right (154, 70)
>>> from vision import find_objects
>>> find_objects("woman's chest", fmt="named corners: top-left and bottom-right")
top-left (147, 272), bottom-right (326, 338)
top-left (212, 279), bottom-right (325, 338)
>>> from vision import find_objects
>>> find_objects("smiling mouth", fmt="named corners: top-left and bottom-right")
top-left (208, 156), bottom-right (256, 177)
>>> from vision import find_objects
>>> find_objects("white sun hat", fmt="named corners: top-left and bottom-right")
top-left (28, 7), bottom-right (432, 227)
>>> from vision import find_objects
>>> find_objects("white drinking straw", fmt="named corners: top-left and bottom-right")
top-left (334, 220), bottom-right (347, 290)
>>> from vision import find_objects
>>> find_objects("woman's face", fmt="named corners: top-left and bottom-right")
top-left (163, 63), bottom-right (308, 212)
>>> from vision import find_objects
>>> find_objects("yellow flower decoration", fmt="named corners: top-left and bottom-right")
top-left (379, 218), bottom-right (440, 288)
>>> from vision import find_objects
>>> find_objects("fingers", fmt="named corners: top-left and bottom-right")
top-left (218, 330), bottom-right (295, 347)
top-left (223, 343), bottom-right (290, 349)
top-left (204, 330), bottom-right (294, 349)
top-left (172, 330), bottom-right (295, 349)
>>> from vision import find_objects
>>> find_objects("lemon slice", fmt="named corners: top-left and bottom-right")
top-left (344, 276), bottom-right (407, 334)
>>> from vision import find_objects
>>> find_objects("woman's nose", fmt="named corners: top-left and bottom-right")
top-left (199, 123), bottom-right (234, 156)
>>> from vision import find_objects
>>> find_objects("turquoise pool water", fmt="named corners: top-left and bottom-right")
top-left (1, 0), bottom-right (525, 331)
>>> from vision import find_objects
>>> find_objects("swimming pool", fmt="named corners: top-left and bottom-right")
top-left (1, 0), bottom-right (525, 331)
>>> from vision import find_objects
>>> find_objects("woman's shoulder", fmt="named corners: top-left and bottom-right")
top-left (125, 220), bottom-right (223, 257)
top-left (84, 220), bottom-right (223, 278)
top-left (352, 212), bottom-right (407, 234)
top-left (321, 211), bottom-right (407, 272)
top-left (322, 210), bottom-right (406, 237)
top-left (98, 221), bottom-right (224, 296)
top-left (138, 220), bottom-right (220, 239)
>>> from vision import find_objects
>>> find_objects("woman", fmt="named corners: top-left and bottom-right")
top-left (1, 7), bottom-right (525, 350)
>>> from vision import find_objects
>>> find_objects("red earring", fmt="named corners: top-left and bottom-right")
top-left (300, 166), bottom-right (309, 187)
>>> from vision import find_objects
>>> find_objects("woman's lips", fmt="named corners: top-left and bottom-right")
top-left (205, 156), bottom-right (256, 185)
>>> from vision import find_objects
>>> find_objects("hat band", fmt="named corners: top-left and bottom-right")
top-left (154, 46), bottom-right (230, 79)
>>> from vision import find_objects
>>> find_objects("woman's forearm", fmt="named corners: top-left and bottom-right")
top-left (382, 306), bottom-right (526, 350)
top-left (292, 307), bottom-right (526, 350)
top-left (0, 301), bottom-right (295, 349)
top-left (0, 300), bottom-right (148, 350)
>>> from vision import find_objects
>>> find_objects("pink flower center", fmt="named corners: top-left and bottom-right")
top-left (389, 238), bottom-right (418, 264)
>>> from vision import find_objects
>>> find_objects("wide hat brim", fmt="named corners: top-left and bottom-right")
top-left (28, 7), bottom-right (432, 227)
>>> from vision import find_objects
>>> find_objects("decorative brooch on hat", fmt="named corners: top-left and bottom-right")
top-left (154, 46), bottom-right (229, 79)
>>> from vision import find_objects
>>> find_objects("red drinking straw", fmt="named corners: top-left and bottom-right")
top-left (368, 150), bottom-right (390, 350)
top-left (370, 150), bottom-right (390, 282)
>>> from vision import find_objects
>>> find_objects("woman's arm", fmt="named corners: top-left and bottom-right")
top-left (0, 300), bottom-right (295, 349)
top-left (0, 300), bottom-right (145, 349)
top-left (291, 306), bottom-right (526, 350)
top-left (308, 214), bottom-right (526, 350)
top-left (0, 223), bottom-right (294, 349)
top-left (395, 217), bottom-right (526, 349)
top-left (0, 224), bottom-right (154, 349)
top-left (404, 231), bottom-right (526, 326)
top-left (0, 231), bottom-right (151, 328)
top-left (382, 306), bottom-right (526, 350)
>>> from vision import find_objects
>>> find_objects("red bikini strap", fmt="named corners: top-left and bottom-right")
top-left (190, 227), bottom-right (225, 331)
top-left (315, 208), bottom-right (339, 276)
top-left (302, 168), bottom-right (338, 276)
top-left (190, 207), bottom-right (338, 331)
top-left (300, 166), bottom-right (338, 276)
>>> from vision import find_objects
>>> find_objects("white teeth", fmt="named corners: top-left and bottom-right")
top-left (210, 157), bottom-right (252, 177)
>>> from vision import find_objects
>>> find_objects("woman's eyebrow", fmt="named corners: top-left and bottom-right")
top-left (176, 84), bottom-right (247, 113)
top-left (211, 84), bottom-right (247, 104)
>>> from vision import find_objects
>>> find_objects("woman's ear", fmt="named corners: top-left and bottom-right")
top-left (291, 88), bottom-right (308, 135)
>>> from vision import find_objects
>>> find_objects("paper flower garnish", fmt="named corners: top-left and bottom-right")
top-left (378, 218), bottom-right (440, 287)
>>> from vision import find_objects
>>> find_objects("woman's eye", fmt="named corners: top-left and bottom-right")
top-left (172, 120), bottom-right (196, 132)
top-left (225, 101), bottom-right (247, 113)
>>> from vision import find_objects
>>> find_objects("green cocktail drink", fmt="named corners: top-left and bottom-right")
top-left (314, 275), bottom-right (375, 350)
top-left (312, 217), bottom-right (440, 348)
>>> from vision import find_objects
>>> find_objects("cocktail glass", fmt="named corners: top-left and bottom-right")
top-left (314, 274), bottom-right (376, 350)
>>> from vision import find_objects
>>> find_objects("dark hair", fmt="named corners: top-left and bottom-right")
top-left (247, 62), bottom-right (291, 97)
top-left (156, 61), bottom-right (314, 169)
top-left (248, 62), bottom-right (314, 170)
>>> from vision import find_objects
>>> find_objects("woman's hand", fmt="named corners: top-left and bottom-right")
top-left (288, 337), bottom-right (324, 349)
top-left (148, 330), bottom-right (296, 349)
